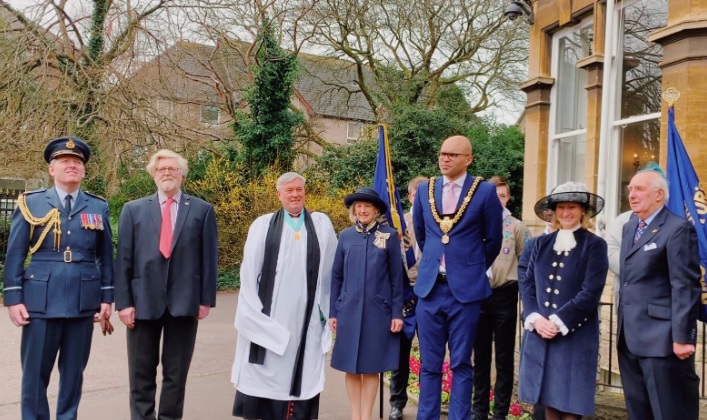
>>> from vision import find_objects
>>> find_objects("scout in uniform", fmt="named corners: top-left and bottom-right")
top-left (2, 137), bottom-right (114, 420)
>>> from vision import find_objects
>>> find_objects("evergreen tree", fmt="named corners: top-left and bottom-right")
top-left (234, 18), bottom-right (304, 178)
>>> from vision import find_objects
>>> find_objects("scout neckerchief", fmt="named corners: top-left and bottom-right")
top-left (428, 176), bottom-right (483, 244)
top-left (248, 208), bottom-right (321, 398)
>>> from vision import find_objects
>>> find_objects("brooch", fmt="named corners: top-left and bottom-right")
top-left (373, 231), bottom-right (390, 249)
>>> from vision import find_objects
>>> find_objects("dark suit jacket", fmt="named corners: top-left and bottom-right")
top-left (114, 192), bottom-right (218, 319)
top-left (2, 187), bottom-right (114, 318)
top-left (618, 207), bottom-right (701, 357)
top-left (412, 175), bottom-right (503, 303)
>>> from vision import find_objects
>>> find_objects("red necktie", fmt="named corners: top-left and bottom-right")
top-left (159, 197), bottom-right (174, 258)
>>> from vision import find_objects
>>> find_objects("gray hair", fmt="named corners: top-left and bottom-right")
top-left (146, 149), bottom-right (189, 177)
top-left (276, 172), bottom-right (306, 190)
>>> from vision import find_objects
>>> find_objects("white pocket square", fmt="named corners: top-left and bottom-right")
top-left (643, 243), bottom-right (657, 251)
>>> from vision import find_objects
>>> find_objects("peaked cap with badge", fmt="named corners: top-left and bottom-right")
top-left (44, 136), bottom-right (91, 163)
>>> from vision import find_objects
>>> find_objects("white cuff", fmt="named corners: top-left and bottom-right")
top-left (549, 314), bottom-right (569, 336)
top-left (524, 312), bottom-right (542, 331)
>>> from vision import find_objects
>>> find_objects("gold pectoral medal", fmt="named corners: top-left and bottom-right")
top-left (428, 176), bottom-right (483, 245)
top-left (293, 231), bottom-right (301, 240)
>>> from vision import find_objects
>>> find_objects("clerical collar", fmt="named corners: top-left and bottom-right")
top-left (288, 211), bottom-right (302, 219)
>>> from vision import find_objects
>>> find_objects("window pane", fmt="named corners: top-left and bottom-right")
top-left (347, 122), bottom-right (364, 143)
top-left (619, 0), bottom-right (667, 119)
top-left (556, 133), bottom-right (586, 184)
top-left (555, 27), bottom-right (592, 134)
top-left (618, 118), bottom-right (661, 212)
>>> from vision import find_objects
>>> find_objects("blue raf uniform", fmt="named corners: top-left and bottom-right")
top-left (2, 137), bottom-right (114, 420)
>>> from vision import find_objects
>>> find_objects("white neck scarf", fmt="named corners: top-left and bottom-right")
top-left (553, 225), bottom-right (581, 254)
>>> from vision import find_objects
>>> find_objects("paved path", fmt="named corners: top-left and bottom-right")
top-left (0, 292), bottom-right (418, 419)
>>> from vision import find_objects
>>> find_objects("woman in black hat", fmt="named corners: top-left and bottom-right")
top-left (329, 187), bottom-right (404, 420)
top-left (518, 181), bottom-right (609, 420)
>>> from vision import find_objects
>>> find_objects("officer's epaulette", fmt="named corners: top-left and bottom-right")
top-left (84, 191), bottom-right (107, 202)
top-left (22, 188), bottom-right (47, 196)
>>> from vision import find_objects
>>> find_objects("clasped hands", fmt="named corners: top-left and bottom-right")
top-left (533, 316), bottom-right (559, 340)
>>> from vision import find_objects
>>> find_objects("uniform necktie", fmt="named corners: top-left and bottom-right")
top-left (65, 194), bottom-right (72, 214)
top-left (159, 197), bottom-right (174, 258)
top-left (634, 219), bottom-right (647, 244)
top-left (443, 182), bottom-right (458, 214)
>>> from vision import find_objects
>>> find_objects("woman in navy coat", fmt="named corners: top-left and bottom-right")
top-left (329, 187), bottom-right (403, 420)
top-left (519, 181), bottom-right (609, 419)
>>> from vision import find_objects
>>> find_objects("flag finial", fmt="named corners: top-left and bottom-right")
top-left (662, 87), bottom-right (680, 108)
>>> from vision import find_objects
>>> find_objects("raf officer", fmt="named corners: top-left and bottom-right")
top-left (3, 137), bottom-right (114, 419)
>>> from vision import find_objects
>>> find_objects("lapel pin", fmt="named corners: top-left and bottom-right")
top-left (652, 229), bottom-right (658, 233)
top-left (185, 202), bottom-right (190, 206)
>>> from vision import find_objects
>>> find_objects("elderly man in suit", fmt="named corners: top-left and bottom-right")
top-left (3, 137), bottom-right (114, 419)
top-left (618, 168), bottom-right (701, 420)
top-left (413, 135), bottom-right (503, 420)
top-left (115, 149), bottom-right (218, 420)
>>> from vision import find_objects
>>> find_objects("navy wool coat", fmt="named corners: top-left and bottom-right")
top-left (518, 229), bottom-right (608, 416)
top-left (330, 224), bottom-right (403, 374)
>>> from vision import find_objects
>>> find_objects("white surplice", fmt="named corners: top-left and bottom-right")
top-left (231, 212), bottom-right (337, 400)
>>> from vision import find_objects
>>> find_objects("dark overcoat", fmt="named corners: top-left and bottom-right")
top-left (329, 224), bottom-right (403, 374)
top-left (518, 229), bottom-right (608, 416)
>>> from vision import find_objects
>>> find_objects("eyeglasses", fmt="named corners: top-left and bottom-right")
top-left (438, 152), bottom-right (469, 160)
top-left (156, 167), bottom-right (180, 174)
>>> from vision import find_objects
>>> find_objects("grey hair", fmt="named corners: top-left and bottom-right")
top-left (408, 176), bottom-right (428, 195)
top-left (276, 172), bottom-right (306, 190)
top-left (146, 149), bottom-right (189, 177)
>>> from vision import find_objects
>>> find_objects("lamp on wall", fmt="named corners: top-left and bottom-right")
top-left (504, 0), bottom-right (534, 25)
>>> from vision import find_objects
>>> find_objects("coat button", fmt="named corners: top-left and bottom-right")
top-left (546, 287), bottom-right (551, 293)
top-left (545, 302), bottom-right (550, 307)
top-left (624, 282), bottom-right (628, 286)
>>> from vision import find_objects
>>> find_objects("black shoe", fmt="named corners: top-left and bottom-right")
top-left (389, 406), bottom-right (403, 420)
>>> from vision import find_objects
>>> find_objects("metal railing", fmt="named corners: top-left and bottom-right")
top-left (517, 300), bottom-right (707, 399)
top-left (595, 301), bottom-right (707, 399)
top-left (0, 189), bottom-right (21, 267)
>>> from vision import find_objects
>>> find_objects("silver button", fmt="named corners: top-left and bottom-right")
top-left (554, 289), bottom-right (559, 294)
top-left (546, 287), bottom-right (551, 293)
top-left (549, 274), bottom-right (554, 280)
top-left (557, 276), bottom-right (562, 281)
top-left (552, 304), bottom-right (557, 309)
top-left (545, 302), bottom-right (550, 307)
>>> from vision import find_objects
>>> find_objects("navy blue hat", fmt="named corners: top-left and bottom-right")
top-left (44, 137), bottom-right (91, 163)
top-left (344, 187), bottom-right (388, 214)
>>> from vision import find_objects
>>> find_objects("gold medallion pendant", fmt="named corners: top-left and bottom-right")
top-left (427, 176), bottom-right (483, 246)
top-left (293, 232), bottom-right (301, 240)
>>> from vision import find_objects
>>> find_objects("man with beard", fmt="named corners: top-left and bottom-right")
top-left (231, 172), bottom-right (337, 419)
top-left (115, 149), bottom-right (218, 420)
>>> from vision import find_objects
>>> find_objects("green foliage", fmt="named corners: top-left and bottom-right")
top-left (218, 269), bottom-right (240, 291)
top-left (190, 158), bottom-right (351, 272)
top-left (234, 19), bottom-right (304, 178)
top-left (467, 123), bottom-right (526, 216)
top-left (313, 104), bottom-right (469, 204)
top-left (311, 106), bottom-right (525, 212)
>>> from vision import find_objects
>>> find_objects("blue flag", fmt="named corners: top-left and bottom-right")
top-left (372, 124), bottom-right (416, 269)
top-left (665, 107), bottom-right (707, 322)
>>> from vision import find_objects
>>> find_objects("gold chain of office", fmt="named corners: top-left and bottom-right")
top-left (17, 194), bottom-right (62, 254)
top-left (428, 176), bottom-right (483, 244)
